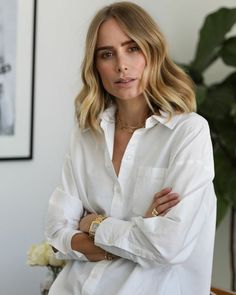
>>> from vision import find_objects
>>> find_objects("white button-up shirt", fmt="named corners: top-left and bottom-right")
top-left (46, 106), bottom-right (216, 295)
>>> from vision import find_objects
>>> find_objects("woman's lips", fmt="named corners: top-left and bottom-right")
top-left (114, 78), bottom-right (136, 86)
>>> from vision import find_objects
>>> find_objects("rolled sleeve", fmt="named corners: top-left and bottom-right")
top-left (95, 218), bottom-right (140, 261)
top-left (45, 154), bottom-right (87, 261)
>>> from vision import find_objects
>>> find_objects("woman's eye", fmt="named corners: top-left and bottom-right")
top-left (100, 51), bottom-right (113, 59)
top-left (128, 46), bottom-right (140, 52)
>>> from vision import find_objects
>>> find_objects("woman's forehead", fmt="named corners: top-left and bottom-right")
top-left (96, 18), bottom-right (130, 47)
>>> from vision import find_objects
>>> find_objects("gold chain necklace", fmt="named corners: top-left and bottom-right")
top-left (116, 113), bottom-right (147, 134)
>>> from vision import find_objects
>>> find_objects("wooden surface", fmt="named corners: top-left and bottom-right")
top-left (211, 287), bottom-right (236, 295)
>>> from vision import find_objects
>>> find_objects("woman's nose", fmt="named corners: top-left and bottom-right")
top-left (115, 55), bottom-right (128, 73)
top-left (116, 65), bottom-right (128, 72)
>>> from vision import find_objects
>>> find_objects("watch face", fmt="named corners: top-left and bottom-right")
top-left (91, 222), bottom-right (99, 234)
top-left (89, 216), bottom-right (106, 237)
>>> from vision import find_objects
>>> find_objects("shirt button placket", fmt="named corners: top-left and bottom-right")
top-left (111, 183), bottom-right (122, 217)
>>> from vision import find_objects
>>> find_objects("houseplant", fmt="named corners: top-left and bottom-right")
top-left (180, 7), bottom-right (236, 290)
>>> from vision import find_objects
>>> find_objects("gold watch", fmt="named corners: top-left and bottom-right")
top-left (89, 215), bottom-right (107, 239)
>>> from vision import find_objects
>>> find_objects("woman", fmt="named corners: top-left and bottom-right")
top-left (46, 2), bottom-right (216, 294)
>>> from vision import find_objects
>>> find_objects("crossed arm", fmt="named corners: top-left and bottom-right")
top-left (71, 188), bottom-right (179, 262)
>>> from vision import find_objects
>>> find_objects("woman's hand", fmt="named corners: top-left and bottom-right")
top-left (71, 232), bottom-right (108, 262)
top-left (74, 224), bottom-right (117, 262)
top-left (79, 213), bottom-right (97, 233)
top-left (145, 187), bottom-right (180, 218)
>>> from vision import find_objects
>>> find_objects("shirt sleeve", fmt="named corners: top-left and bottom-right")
top-left (94, 117), bottom-right (216, 267)
top-left (45, 153), bottom-right (89, 262)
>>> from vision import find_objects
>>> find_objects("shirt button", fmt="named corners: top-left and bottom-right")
top-left (126, 155), bottom-right (132, 160)
top-left (108, 238), bottom-right (113, 245)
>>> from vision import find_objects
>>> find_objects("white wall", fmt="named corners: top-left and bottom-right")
top-left (0, 0), bottom-right (235, 294)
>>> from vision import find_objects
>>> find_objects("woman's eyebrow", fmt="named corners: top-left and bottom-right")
top-left (96, 40), bottom-right (135, 52)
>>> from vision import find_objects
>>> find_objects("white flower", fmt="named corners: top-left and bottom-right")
top-left (27, 242), bottom-right (65, 267)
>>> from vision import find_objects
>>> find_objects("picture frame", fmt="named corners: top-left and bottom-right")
top-left (0, 0), bottom-right (37, 160)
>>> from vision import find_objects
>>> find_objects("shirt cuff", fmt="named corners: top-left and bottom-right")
top-left (47, 228), bottom-right (81, 254)
top-left (50, 229), bottom-right (89, 261)
top-left (94, 217), bottom-right (156, 264)
top-left (94, 217), bottom-right (132, 247)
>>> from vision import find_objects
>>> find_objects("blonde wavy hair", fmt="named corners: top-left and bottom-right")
top-left (75, 2), bottom-right (196, 133)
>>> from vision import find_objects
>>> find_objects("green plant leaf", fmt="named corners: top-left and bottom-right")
top-left (218, 122), bottom-right (236, 152)
top-left (192, 7), bottom-right (236, 73)
top-left (213, 149), bottom-right (236, 210)
top-left (217, 72), bottom-right (236, 101)
top-left (230, 103), bottom-right (236, 123)
top-left (220, 72), bottom-right (236, 91)
top-left (198, 84), bottom-right (235, 119)
top-left (196, 84), bottom-right (207, 105)
top-left (220, 37), bottom-right (236, 66)
top-left (216, 197), bottom-right (229, 227)
top-left (178, 63), bottom-right (204, 84)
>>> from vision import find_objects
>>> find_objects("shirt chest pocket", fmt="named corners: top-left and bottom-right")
top-left (132, 167), bottom-right (167, 216)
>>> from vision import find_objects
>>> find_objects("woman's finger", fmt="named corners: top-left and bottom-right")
top-left (144, 189), bottom-right (179, 218)
top-left (153, 187), bottom-right (172, 201)
top-left (154, 192), bottom-right (179, 207)
top-left (157, 198), bottom-right (180, 216)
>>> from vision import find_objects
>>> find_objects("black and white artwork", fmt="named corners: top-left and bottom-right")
top-left (0, 0), bottom-right (36, 160)
top-left (0, 0), bottom-right (16, 136)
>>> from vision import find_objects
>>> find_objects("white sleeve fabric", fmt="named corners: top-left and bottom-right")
top-left (95, 119), bottom-right (216, 267)
top-left (45, 154), bottom-right (89, 262)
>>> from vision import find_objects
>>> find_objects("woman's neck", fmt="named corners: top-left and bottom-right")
top-left (115, 98), bottom-right (150, 127)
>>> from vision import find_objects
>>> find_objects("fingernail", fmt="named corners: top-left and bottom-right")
top-left (172, 193), bottom-right (179, 197)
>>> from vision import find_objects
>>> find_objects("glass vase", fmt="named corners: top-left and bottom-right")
top-left (40, 266), bottom-right (62, 295)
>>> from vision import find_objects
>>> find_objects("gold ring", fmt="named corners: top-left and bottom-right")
top-left (105, 251), bottom-right (113, 260)
top-left (152, 208), bottom-right (159, 217)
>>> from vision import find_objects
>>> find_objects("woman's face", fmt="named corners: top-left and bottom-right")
top-left (95, 18), bottom-right (146, 102)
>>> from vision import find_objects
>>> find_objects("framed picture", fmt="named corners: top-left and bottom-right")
top-left (0, 0), bottom-right (37, 160)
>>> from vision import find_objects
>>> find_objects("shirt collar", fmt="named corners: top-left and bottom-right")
top-left (100, 104), bottom-right (116, 123)
top-left (100, 105), bottom-right (184, 130)
top-left (147, 110), bottom-right (183, 130)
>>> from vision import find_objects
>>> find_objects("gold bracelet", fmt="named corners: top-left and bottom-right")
top-left (104, 251), bottom-right (114, 260)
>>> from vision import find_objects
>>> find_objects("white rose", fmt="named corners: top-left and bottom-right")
top-left (27, 242), bottom-right (50, 266)
top-left (27, 242), bottom-right (65, 267)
